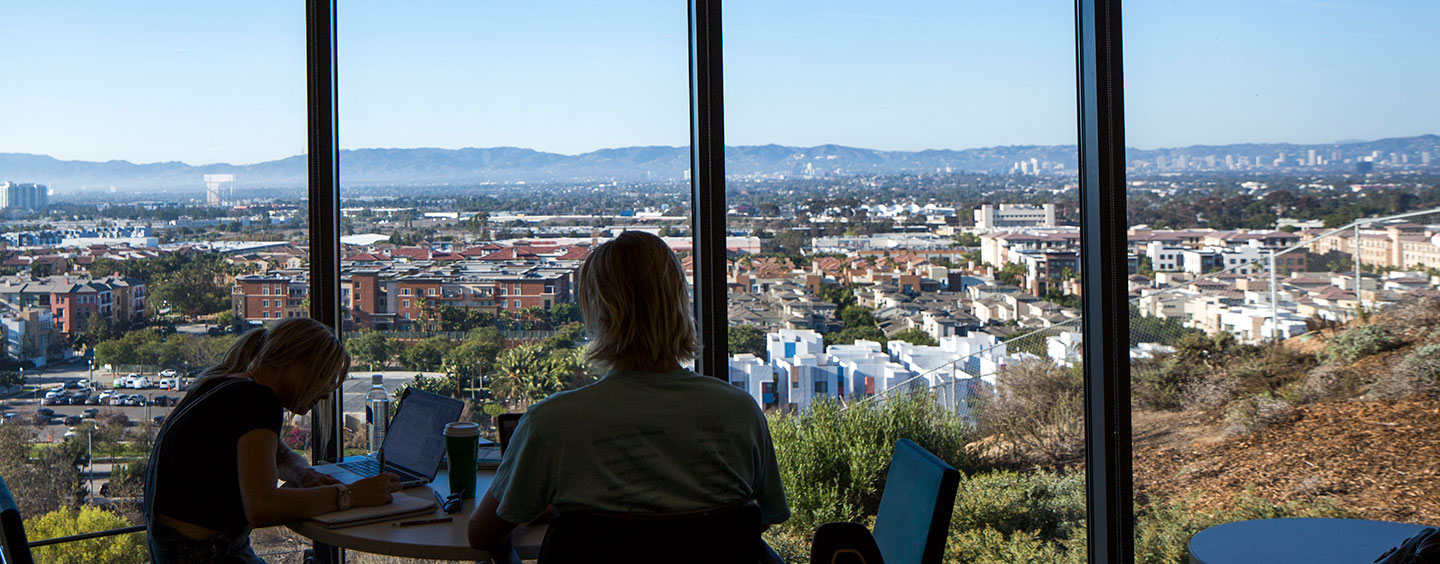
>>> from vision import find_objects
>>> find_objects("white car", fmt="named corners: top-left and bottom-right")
top-left (129, 377), bottom-right (152, 389)
top-left (97, 390), bottom-right (115, 402)
top-left (44, 389), bottom-right (63, 400)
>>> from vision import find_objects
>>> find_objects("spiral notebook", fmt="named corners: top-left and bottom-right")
top-left (309, 491), bottom-right (438, 529)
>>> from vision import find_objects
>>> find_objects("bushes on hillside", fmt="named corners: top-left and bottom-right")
top-left (1321, 325), bottom-right (1401, 364)
top-left (763, 394), bottom-right (974, 560)
top-left (973, 359), bottom-right (1084, 466)
top-left (1375, 343), bottom-right (1440, 399)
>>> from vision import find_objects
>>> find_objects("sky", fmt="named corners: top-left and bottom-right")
top-left (1, 0), bottom-right (1437, 165)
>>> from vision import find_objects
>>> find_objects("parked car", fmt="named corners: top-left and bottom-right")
top-left (113, 377), bottom-right (128, 388)
top-left (157, 378), bottom-right (177, 390)
top-left (151, 395), bottom-right (171, 407)
top-left (82, 408), bottom-right (100, 419)
top-left (97, 390), bottom-right (114, 402)
top-left (64, 380), bottom-right (85, 389)
top-left (152, 415), bottom-right (165, 425)
top-left (36, 408), bottom-right (55, 418)
top-left (159, 369), bottom-right (179, 378)
top-left (44, 388), bottom-right (63, 400)
top-left (84, 396), bottom-right (101, 406)
top-left (107, 396), bottom-right (126, 406)
top-left (129, 377), bottom-right (152, 390)
top-left (63, 415), bottom-right (82, 426)
top-left (63, 428), bottom-right (77, 439)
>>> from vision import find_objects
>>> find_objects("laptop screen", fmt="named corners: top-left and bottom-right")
top-left (497, 413), bottom-right (522, 454)
top-left (383, 389), bottom-right (464, 475)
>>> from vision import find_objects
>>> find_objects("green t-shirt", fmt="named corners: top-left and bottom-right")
top-left (487, 368), bottom-right (790, 525)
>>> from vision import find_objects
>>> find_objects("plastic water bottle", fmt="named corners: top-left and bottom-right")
top-left (365, 375), bottom-right (390, 455)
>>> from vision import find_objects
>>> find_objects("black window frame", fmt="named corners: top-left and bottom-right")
top-left (301, 0), bottom-right (1137, 562)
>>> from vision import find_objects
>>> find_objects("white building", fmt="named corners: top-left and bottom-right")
top-left (974, 203), bottom-right (1057, 231)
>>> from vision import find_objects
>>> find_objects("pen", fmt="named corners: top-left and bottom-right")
top-left (392, 517), bottom-right (452, 527)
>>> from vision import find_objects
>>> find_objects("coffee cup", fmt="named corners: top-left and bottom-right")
top-left (444, 421), bottom-right (480, 499)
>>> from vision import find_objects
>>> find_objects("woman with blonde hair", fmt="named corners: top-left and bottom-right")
top-left (145, 317), bottom-right (402, 563)
top-left (468, 230), bottom-right (789, 551)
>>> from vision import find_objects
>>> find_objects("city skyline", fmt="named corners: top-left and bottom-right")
top-left (1, 1), bottom-right (1438, 165)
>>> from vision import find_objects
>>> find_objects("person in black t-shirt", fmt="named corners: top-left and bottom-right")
top-left (145, 317), bottom-right (402, 563)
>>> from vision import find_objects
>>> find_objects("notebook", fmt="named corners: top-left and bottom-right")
top-left (309, 490), bottom-right (438, 529)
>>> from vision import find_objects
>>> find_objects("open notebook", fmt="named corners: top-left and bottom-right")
top-left (308, 491), bottom-right (438, 529)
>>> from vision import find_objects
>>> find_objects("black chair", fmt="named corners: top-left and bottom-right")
top-left (0, 475), bottom-right (35, 564)
top-left (531, 498), bottom-right (775, 564)
top-left (809, 439), bottom-right (960, 564)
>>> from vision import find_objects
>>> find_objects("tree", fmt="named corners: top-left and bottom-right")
top-left (399, 336), bottom-right (451, 371)
top-left (25, 507), bottom-right (145, 564)
top-left (838, 306), bottom-right (876, 329)
top-left (728, 325), bottom-right (768, 358)
top-left (890, 328), bottom-right (938, 347)
top-left (346, 331), bottom-right (394, 370)
top-left (548, 303), bottom-right (581, 326)
top-left (216, 309), bottom-right (234, 329)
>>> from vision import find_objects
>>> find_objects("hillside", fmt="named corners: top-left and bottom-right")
top-left (1131, 306), bottom-right (1440, 527)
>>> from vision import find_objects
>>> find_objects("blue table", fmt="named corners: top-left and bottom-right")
top-left (1190, 518), bottom-right (1434, 564)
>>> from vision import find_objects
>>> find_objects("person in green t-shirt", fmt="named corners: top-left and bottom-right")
top-left (467, 231), bottom-right (789, 552)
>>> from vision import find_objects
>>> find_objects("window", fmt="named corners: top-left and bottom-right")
top-left (1125, 1), bottom-right (1440, 555)
top-left (427, 288), bottom-right (435, 296)
top-left (402, 288), bottom-right (411, 296)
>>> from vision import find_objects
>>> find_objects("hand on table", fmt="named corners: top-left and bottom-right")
top-left (350, 473), bottom-right (404, 507)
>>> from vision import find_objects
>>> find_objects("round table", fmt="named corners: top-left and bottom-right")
top-left (1189, 518), bottom-right (1434, 564)
top-left (286, 468), bottom-right (547, 562)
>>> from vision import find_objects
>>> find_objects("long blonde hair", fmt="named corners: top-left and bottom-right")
top-left (577, 230), bottom-right (697, 369)
top-left (176, 318), bottom-right (350, 410)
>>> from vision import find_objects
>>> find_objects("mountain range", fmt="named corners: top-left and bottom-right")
top-left (2, 135), bottom-right (1436, 196)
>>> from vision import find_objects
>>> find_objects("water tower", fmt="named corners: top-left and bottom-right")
top-left (204, 174), bottom-right (235, 206)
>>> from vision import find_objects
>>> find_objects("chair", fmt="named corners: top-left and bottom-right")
top-left (809, 439), bottom-right (960, 564)
top-left (0, 475), bottom-right (35, 564)
top-left (532, 498), bottom-right (774, 564)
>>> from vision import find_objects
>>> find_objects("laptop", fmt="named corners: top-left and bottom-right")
top-left (313, 388), bottom-right (465, 487)
top-left (477, 413), bottom-right (522, 469)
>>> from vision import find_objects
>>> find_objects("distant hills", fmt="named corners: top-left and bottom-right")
top-left (2, 134), bottom-right (1436, 196)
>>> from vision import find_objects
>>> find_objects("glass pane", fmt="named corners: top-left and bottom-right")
top-left (723, 2), bottom-right (1084, 561)
top-left (1126, 2), bottom-right (1440, 561)
top-left (0, 1), bottom-right (308, 558)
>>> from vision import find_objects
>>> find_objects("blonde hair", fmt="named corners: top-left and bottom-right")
top-left (578, 230), bottom-right (697, 369)
top-left (177, 318), bottom-right (350, 410)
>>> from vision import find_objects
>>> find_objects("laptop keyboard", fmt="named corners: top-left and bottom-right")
top-left (338, 459), bottom-right (382, 476)
top-left (339, 459), bottom-right (420, 481)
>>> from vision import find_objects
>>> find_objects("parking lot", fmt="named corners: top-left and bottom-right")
top-left (2, 375), bottom-right (186, 442)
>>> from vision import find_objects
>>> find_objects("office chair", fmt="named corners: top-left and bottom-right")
top-left (809, 439), bottom-right (960, 564)
top-left (0, 475), bottom-right (35, 564)
top-left (534, 498), bottom-right (776, 564)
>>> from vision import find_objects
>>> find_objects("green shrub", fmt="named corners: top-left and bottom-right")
top-left (1376, 342), bottom-right (1440, 398)
top-left (973, 359), bottom-right (1085, 466)
top-left (947, 470), bottom-right (1086, 564)
top-left (763, 393), bottom-right (974, 561)
top-left (1133, 493), bottom-right (1348, 564)
top-left (1132, 365), bottom-right (1185, 411)
top-left (1320, 325), bottom-right (1401, 364)
top-left (1222, 392), bottom-right (1294, 436)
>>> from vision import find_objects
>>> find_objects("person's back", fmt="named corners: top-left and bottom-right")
top-left (489, 367), bottom-right (786, 524)
top-left (468, 231), bottom-right (790, 551)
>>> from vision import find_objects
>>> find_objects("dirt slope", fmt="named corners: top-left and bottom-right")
top-left (1134, 398), bottom-right (1440, 525)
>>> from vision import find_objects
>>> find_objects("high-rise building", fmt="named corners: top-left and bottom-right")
top-left (0, 182), bottom-right (49, 212)
top-left (1424, 151), bottom-right (1432, 166)
top-left (1307, 149), bottom-right (1316, 166)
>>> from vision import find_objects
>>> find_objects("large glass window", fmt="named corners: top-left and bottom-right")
top-left (723, 2), bottom-right (1087, 561)
top-left (1125, 1), bottom-right (1440, 560)
top-left (336, 2), bottom-right (688, 558)
top-left (0, 1), bottom-right (312, 558)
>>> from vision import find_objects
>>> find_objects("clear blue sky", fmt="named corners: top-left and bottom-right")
top-left (1, 0), bottom-right (1436, 164)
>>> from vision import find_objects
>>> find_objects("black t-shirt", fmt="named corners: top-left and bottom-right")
top-left (149, 377), bottom-right (284, 533)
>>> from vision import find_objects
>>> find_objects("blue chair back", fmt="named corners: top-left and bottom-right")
top-left (0, 475), bottom-right (34, 564)
top-left (870, 439), bottom-right (959, 564)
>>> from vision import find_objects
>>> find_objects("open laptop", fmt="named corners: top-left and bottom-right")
top-left (313, 388), bottom-right (464, 487)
